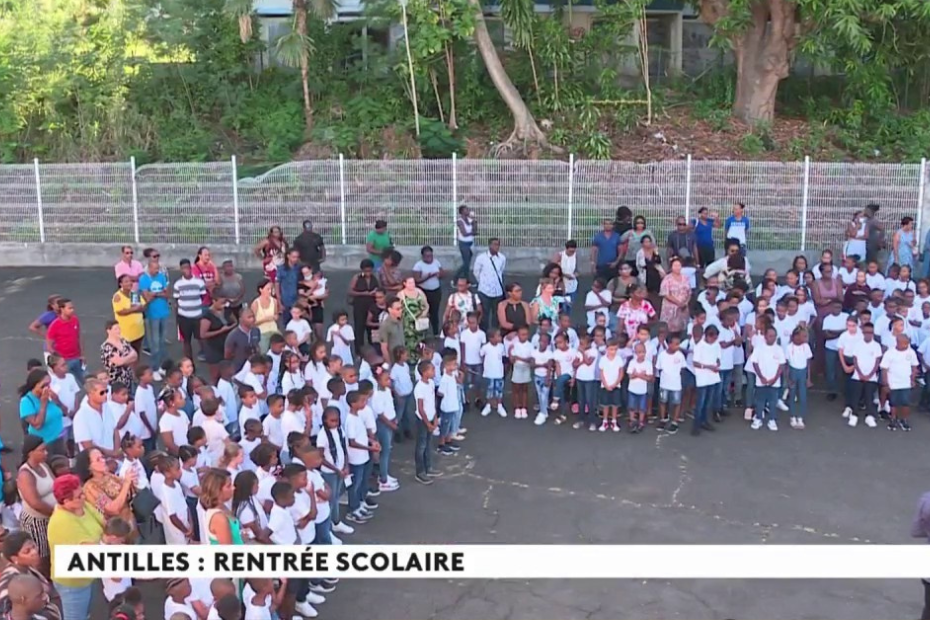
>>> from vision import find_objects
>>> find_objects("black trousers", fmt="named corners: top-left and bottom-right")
top-left (424, 287), bottom-right (443, 336)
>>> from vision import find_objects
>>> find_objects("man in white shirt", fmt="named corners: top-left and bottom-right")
top-left (748, 325), bottom-right (786, 431)
top-left (820, 300), bottom-right (849, 403)
top-left (472, 238), bottom-right (506, 331)
top-left (73, 378), bottom-right (119, 458)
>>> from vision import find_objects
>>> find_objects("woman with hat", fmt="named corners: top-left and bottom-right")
top-left (15, 437), bottom-right (55, 579)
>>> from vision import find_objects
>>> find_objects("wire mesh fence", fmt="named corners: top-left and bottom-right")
top-left (0, 157), bottom-right (925, 253)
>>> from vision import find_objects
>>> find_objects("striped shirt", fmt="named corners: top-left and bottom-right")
top-left (173, 276), bottom-right (206, 318)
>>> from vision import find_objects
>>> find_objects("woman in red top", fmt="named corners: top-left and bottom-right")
top-left (254, 226), bottom-right (287, 283)
top-left (191, 246), bottom-right (219, 305)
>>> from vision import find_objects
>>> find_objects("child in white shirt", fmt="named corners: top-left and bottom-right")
top-left (531, 332), bottom-right (554, 418)
top-left (881, 333), bottom-right (919, 431)
top-left (656, 334), bottom-right (686, 434)
top-left (785, 326), bottom-right (813, 429)
top-left (437, 358), bottom-right (462, 456)
top-left (459, 314), bottom-right (487, 408)
top-left (693, 325), bottom-right (723, 435)
top-left (625, 342), bottom-right (654, 432)
top-left (549, 332), bottom-right (580, 425)
top-left (238, 386), bottom-right (262, 439)
top-left (599, 340), bottom-right (625, 432)
top-left (480, 330), bottom-right (506, 418)
top-left (286, 306), bottom-right (313, 352)
top-left (573, 333), bottom-right (599, 430)
top-left (747, 325), bottom-right (786, 431)
top-left (327, 311), bottom-right (356, 365)
top-left (508, 326), bottom-right (534, 420)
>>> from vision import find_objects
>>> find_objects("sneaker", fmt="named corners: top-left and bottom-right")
top-left (883, 402), bottom-right (892, 414)
top-left (458, 427), bottom-right (468, 434)
top-left (743, 408), bottom-right (753, 421)
top-left (589, 423), bottom-right (598, 432)
top-left (452, 433), bottom-right (466, 441)
top-left (332, 522), bottom-right (354, 535)
top-left (795, 418), bottom-right (805, 430)
top-left (415, 474), bottom-right (433, 485)
top-left (656, 418), bottom-right (668, 432)
top-left (534, 412), bottom-right (547, 426)
top-left (750, 418), bottom-right (763, 430)
top-left (864, 414), bottom-right (877, 428)
top-left (667, 421), bottom-right (679, 435)
top-left (345, 511), bottom-right (369, 524)
top-left (848, 414), bottom-right (859, 427)
top-left (446, 442), bottom-right (461, 452)
top-left (363, 499), bottom-right (379, 510)
top-left (425, 470), bottom-right (444, 478)
top-left (379, 481), bottom-right (399, 492)
top-left (439, 445), bottom-right (457, 456)
top-left (308, 583), bottom-right (333, 596)
top-left (367, 488), bottom-right (381, 498)
top-left (629, 421), bottom-right (640, 434)
top-left (330, 534), bottom-right (343, 545)
top-left (481, 404), bottom-right (491, 417)
top-left (387, 475), bottom-right (399, 484)
top-left (549, 401), bottom-right (560, 411)
top-left (789, 417), bottom-right (798, 429)
top-left (899, 419), bottom-right (911, 432)
top-left (776, 400), bottom-right (789, 412)
top-left (611, 421), bottom-right (621, 433)
top-left (887, 420), bottom-right (898, 431)
top-left (766, 419), bottom-right (778, 431)
top-left (323, 577), bottom-right (339, 585)
top-left (294, 601), bottom-right (318, 618)
top-left (572, 421), bottom-right (584, 429)
top-left (554, 415), bottom-right (567, 425)
top-left (599, 421), bottom-right (609, 432)
top-left (637, 422), bottom-right (646, 433)
top-left (152, 369), bottom-right (164, 382)
top-left (842, 406), bottom-right (852, 419)
top-left (497, 406), bottom-right (507, 418)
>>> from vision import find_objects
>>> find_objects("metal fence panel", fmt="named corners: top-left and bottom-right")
top-left (456, 159), bottom-right (569, 248)
top-left (573, 160), bottom-right (688, 248)
top-left (343, 160), bottom-right (453, 247)
top-left (0, 165), bottom-right (40, 243)
top-left (39, 163), bottom-right (134, 243)
top-left (136, 163), bottom-right (235, 245)
top-left (689, 160), bottom-right (805, 252)
top-left (807, 162), bottom-right (921, 255)
top-left (238, 161), bottom-right (342, 247)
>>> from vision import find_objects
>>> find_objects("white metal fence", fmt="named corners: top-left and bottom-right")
top-left (0, 156), bottom-right (926, 252)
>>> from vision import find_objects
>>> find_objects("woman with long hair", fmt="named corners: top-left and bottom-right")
top-left (74, 448), bottom-right (136, 533)
top-left (232, 470), bottom-right (268, 543)
top-left (18, 369), bottom-right (65, 458)
top-left (250, 279), bottom-right (280, 353)
top-left (413, 246), bottom-right (445, 336)
top-left (348, 259), bottom-right (379, 353)
top-left (200, 469), bottom-right (243, 545)
top-left (16, 437), bottom-right (55, 578)
top-left (255, 226), bottom-right (287, 283)
top-left (397, 276), bottom-right (430, 362)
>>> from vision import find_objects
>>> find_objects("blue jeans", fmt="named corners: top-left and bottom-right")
top-left (694, 385), bottom-right (714, 430)
top-left (439, 410), bottom-right (455, 439)
top-left (717, 369), bottom-right (732, 411)
top-left (562, 291), bottom-right (576, 315)
top-left (415, 418), bottom-right (432, 476)
top-left (457, 241), bottom-right (473, 281)
top-left (577, 380), bottom-right (599, 423)
top-left (394, 393), bottom-right (414, 436)
top-left (322, 471), bottom-right (343, 525)
top-left (65, 358), bottom-right (84, 384)
top-left (824, 349), bottom-right (839, 395)
top-left (145, 316), bottom-right (168, 370)
top-left (464, 364), bottom-right (482, 399)
top-left (788, 367), bottom-right (808, 419)
top-left (754, 385), bottom-right (779, 421)
top-left (57, 582), bottom-right (94, 620)
top-left (348, 460), bottom-right (371, 513)
top-left (534, 376), bottom-right (550, 411)
top-left (552, 374), bottom-right (571, 405)
top-left (452, 385), bottom-right (465, 433)
top-left (376, 419), bottom-right (394, 483)
top-left (315, 518), bottom-right (333, 545)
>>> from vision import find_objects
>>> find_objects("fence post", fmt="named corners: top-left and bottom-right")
top-left (452, 153), bottom-right (458, 245)
top-left (130, 157), bottom-right (140, 244)
top-left (800, 155), bottom-right (811, 252)
top-left (231, 156), bottom-right (240, 245)
top-left (339, 154), bottom-right (347, 245)
top-left (684, 154), bottom-right (692, 222)
top-left (567, 154), bottom-right (574, 240)
top-left (33, 158), bottom-right (45, 243)
top-left (916, 158), bottom-right (927, 244)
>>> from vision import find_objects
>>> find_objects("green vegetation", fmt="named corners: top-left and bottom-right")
top-left (2, 0), bottom-right (930, 164)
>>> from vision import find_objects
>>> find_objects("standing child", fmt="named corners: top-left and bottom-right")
top-left (531, 333), bottom-right (554, 418)
top-left (239, 419), bottom-right (263, 471)
top-left (656, 334), bottom-right (686, 435)
top-left (372, 367), bottom-right (399, 491)
top-left (214, 361), bottom-right (240, 439)
top-left (390, 346), bottom-right (414, 442)
top-left (413, 361), bottom-right (440, 484)
top-left (286, 306), bottom-right (313, 356)
top-left (574, 333), bottom-right (599, 431)
top-left (848, 322), bottom-right (882, 428)
top-left (262, 394), bottom-right (286, 453)
top-left (549, 333), bottom-right (580, 425)
top-left (479, 330), bottom-right (507, 418)
top-left (315, 407), bottom-right (354, 537)
top-left (266, 335), bottom-right (286, 396)
top-left (101, 517), bottom-right (133, 605)
top-left (715, 309), bottom-right (738, 421)
top-left (786, 326), bottom-right (813, 429)
top-left (437, 356), bottom-right (462, 456)
top-left (158, 453), bottom-right (194, 544)
top-left (327, 311), bottom-right (356, 365)
top-left (177, 445), bottom-right (202, 541)
top-left (625, 342), bottom-right (653, 433)
top-left (344, 391), bottom-right (380, 523)
top-left (164, 578), bottom-right (196, 620)
top-left (267, 481), bottom-right (323, 619)
top-left (238, 386), bottom-right (261, 439)
top-left (158, 388), bottom-right (190, 456)
top-left (599, 340), bottom-right (625, 432)
top-left (881, 333), bottom-right (919, 431)
top-left (280, 352), bottom-right (306, 395)
top-left (748, 325), bottom-right (786, 431)
top-left (508, 326), bottom-right (533, 420)
top-left (459, 312), bottom-right (487, 411)
top-left (133, 366), bottom-right (158, 452)
top-left (692, 325), bottom-right (722, 436)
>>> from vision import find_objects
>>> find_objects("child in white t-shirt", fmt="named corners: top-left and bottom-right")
top-left (437, 357), bottom-right (462, 456)
top-left (508, 325), bottom-right (534, 420)
top-left (625, 342), bottom-right (654, 433)
top-left (881, 333), bottom-right (919, 431)
top-left (785, 326), bottom-right (813, 430)
top-left (100, 517), bottom-right (133, 603)
top-left (693, 325), bottom-right (723, 435)
top-left (480, 330), bottom-right (506, 418)
top-left (327, 311), bottom-right (356, 365)
top-left (573, 333), bottom-right (599, 431)
top-left (747, 325), bottom-right (786, 431)
top-left (656, 334), bottom-right (686, 435)
top-left (599, 340), bottom-right (625, 432)
top-left (286, 306), bottom-right (313, 352)
top-left (531, 332), bottom-right (553, 418)
top-left (549, 332), bottom-right (580, 425)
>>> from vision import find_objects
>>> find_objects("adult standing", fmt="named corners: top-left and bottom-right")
top-left (251, 280), bottom-right (280, 353)
top-left (139, 255), bottom-right (170, 379)
top-left (0, 533), bottom-right (61, 620)
top-left (616, 284), bottom-right (657, 340)
top-left (255, 226), bottom-right (287, 283)
top-left (552, 241), bottom-right (579, 312)
top-left (530, 279), bottom-right (560, 326)
top-left (215, 260), bottom-right (245, 323)
top-left (201, 297), bottom-right (236, 384)
top-left (45, 299), bottom-right (83, 383)
top-left (844, 209), bottom-right (868, 262)
top-left (275, 248), bottom-right (301, 316)
top-left (173, 259), bottom-right (207, 362)
top-left (635, 235), bottom-right (665, 308)
top-left (456, 205), bottom-right (476, 283)
top-left (397, 277), bottom-right (430, 362)
top-left (691, 207), bottom-right (720, 267)
top-left (18, 370), bottom-right (65, 459)
top-left (224, 309), bottom-right (260, 372)
top-left (864, 203), bottom-right (886, 266)
top-left (114, 246), bottom-right (143, 287)
top-left (47, 474), bottom-right (104, 620)
top-left (379, 298), bottom-right (405, 364)
top-left (377, 250), bottom-right (403, 295)
top-left (413, 246), bottom-right (445, 336)
top-left (613, 206), bottom-right (633, 237)
top-left (293, 220), bottom-right (326, 271)
top-left (725, 202), bottom-right (750, 254)
top-left (620, 216), bottom-right (655, 274)
top-left (666, 217), bottom-right (697, 263)
top-left (76, 448), bottom-right (136, 529)
top-left (893, 216), bottom-right (918, 271)
top-left (72, 378), bottom-right (119, 458)
top-left (366, 220), bottom-right (393, 269)
top-left (659, 258), bottom-right (691, 333)
top-left (112, 275), bottom-right (146, 355)
top-left (348, 259), bottom-right (379, 353)
top-left (28, 295), bottom-right (60, 363)
top-left (192, 246), bottom-right (219, 308)
top-left (100, 320), bottom-right (137, 389)
top-left (473, 238), bottom-right (506, 331)
top-left (16, 437), bottom-right (55, 578)
top-left (590, 219), bottom-right (623, 282)
top-left (497, 284), bottom-right (530, 339)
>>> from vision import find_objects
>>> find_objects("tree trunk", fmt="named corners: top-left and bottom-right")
top-left (294, 0), bottom-right (313, 131)
top-left (468, 0), bottom-right (559, 154)
top-left (445, 44), bottom-right (458, 130)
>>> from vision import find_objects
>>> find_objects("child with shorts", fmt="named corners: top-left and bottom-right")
top-left (599, 340), bottom-right (624, 432)
top-left (881, 333), bottom-right (918, 431)
top-left (625, 342), bottom-right (653, 433)
top-left (656, 333), bottom-right (686, 435)
top-left (480, 329), bottom-right (506, 418)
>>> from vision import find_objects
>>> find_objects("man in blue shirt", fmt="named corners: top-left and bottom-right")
top-left (139, 255), bottom-right (171, 379)
top-left (725, 202), bottom-right (750, 256)
top-left (691, 207), bottom-right (720, 268)
top-left (276, 248), bottom-right (301, 317)
top-left (590, 219), bottom-right (623, 282)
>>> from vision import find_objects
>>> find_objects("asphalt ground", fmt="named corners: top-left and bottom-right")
top-left (0, 266), bottom-right (926, 620)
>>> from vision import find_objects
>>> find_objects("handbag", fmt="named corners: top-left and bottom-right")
top-left (131, 487), bottom-right (161, 523)
top-left (403, 297), bottom-right (430, 332)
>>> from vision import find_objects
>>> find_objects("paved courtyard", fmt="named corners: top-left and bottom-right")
top-left (0, 266), bottom-right (926, 619)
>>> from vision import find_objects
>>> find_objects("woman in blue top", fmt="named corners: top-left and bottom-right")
top-left (18, 369), bottom-right (66, 458)
top-left (691, 207), bottom-right (721, 268)
top-left (893, 216), bottom-right (917, 271)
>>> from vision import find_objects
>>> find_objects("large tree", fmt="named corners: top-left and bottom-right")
top-left (700, 0), bottom-right (930, 124)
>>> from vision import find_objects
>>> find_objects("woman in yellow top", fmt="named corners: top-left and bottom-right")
top-left (47, 474), bottom-right (104, 620)
top-left (250, 279), bottom-right (280, 352)
top-left (112, 274), bottom-right (147, 355)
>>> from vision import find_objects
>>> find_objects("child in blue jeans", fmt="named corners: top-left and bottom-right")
top-left (786, 326), bottom-right (813, 430)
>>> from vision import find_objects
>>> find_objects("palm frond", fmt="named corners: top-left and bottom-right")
top-left (499, 0), bottom-right (535, 49)
top-left (223, 0), bottom-right (255, 42)
top-left (274, 29), bottom-right (315, 68)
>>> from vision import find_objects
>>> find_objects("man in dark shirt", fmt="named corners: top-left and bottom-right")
top-left (275, 248), bottom-right (301, 315)
top-left (379, 298), bottom-right (405, 362)
top-left (293, 220), bottom-right (326, 270)
top-left (224, 309), bottom-right (260, 371)
top-left (666, 216), bottom-right (697, 262)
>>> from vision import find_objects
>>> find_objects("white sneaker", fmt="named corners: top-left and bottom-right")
top-left (865, 414), bottom-right (877, 428)
top-left (842, 406), bottom-right (852, 419)
top-left (883, 402), bottom-right (891, 414)
top-left (744, 408), bottom-right (753, 421)
top-left (333, 521), bottom-right (354, 535)
top-left (534, 412), bottom-right (547, 426)
top-left (599, 421), bottom-right (609, 432)
top-left (795, 418), bottom-right (805, 430)
top-left (848, 414), bottom-right (858, 427)
top-left (331, 534), bottom-right (343, 545)
top-left (481, 404), bottom-right (491, 417)
top-left (152, 369), bottom-right (164, 381)
top-left (767, 419), bottom-right (778, 431)
top-left (294, 601), bottom-right (318, 618)
top-left (379, 481), bottom-right (399, 492)
top-left (387, 476), bottom-right (399, 484)
top-left (776, 400), bottom-right (789, 412)
top-left (432, 426), bottom-right (440, 436)
top-left (452, 433), bottom-right (466, 441)
top-left (458, 427), bottom-right (468, 434)
top-left (497, 406), bottom-right (507, 418)
top-left (789, 417), bottom-right (798, 429)
top-left (304, 591), bottom-right (326, 604)
top-left (750, 419), bottom-right (763, 430)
